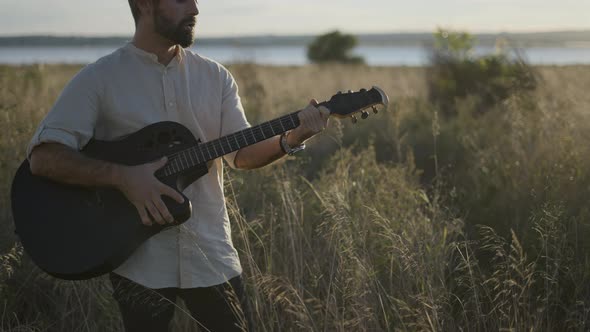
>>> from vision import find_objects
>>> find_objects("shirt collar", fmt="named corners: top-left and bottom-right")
top-left (124, 42), bottom-right (183, 68)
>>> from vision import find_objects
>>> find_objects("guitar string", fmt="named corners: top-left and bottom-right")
top-left (159, 114), bottom-right (298, 176)
top-left (166, 113), bottom-right (295, 161)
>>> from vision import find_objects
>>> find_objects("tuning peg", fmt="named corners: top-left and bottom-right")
top-left (351, 115), bottom-right (358, 124)
top-left (360, 88), bottom-right (367, 93)
top-left (337, 91), bottom-right (342, 94)
top-left (372, 106), bottom-right (379, 114)
top-left (348, 90), bottom-right (353, 93)
top-left (361, 111), bottom-right (369, 119)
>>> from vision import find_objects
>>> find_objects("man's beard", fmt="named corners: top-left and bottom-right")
top-left (154, 10), bottom-right (196, 48)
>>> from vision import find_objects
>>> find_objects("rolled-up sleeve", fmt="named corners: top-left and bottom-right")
top-left (219, 68), bottom-right (250, 169)
top-left (27, 64), bottom-right (100, 160)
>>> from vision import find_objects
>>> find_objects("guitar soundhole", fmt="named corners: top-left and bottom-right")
top-left (153, 131), bottom-right (186, 149)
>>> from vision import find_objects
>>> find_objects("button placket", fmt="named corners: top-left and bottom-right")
top-left (162, 68), bottom-right (178, 119)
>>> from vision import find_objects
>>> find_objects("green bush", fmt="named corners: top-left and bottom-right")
top-left (307, 31), bottom-right (365, 64)
top-left (427, 29), bottom-right (537, 117)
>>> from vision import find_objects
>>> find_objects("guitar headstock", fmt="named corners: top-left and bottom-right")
top-left (321, 86), bottom-right (389, 122)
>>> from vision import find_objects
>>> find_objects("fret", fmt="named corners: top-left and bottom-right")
top-left (182, 152), bottom-right (190, 168)
top-left (233, 133), bottom-right (240, 150)
top-left (258, 126), bottom-right (267, 140)
top-left (179, 153), bottom-right (187, 169)
top-left (289, 115), bottom-right (296, 127)
top-left (270, 122), bottom-right (276, 136)
top-left (198, 146), bottom-right (206, 163)
top-left (179, 157), bottom-right (184, 170)
top-left (225, 136), bottom-right (233, 152)
top-left (212, 142), bottom-right (219, 158)
top-left (218, 140), bottom-right (226, 155)
top-left (192, 149), bottom-right (201, 164)
top-left (241, 131), bottom-right (248, 145)
top-left (261, 122), bottom-right (273, 138)
top-left (176, 155), bottom-right (182, 169)
top-left (206, 144), bottom-right (212, 160)
top-left (240, 130), bottom-right (248, 145)
top-left (247, 128), bottom-right (255, 142)
top-left (279, 118), bottom-right (286, 132)
top-left (187, 149), bottom-right (195, 166)
top-left (252, 127), bottom-right (260, 143)
top-left (173, 158), bottom-right (181, 172)
top-left (231, 135), bottom-right (240, 150)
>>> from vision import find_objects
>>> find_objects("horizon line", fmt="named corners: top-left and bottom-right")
top-left (1, 28), bottom-right (590, 39)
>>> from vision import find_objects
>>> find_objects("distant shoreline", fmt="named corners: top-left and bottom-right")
top-left (1, 30), bottom-right (589, 48)
top-left (2, 64), bottom-right (589, 70)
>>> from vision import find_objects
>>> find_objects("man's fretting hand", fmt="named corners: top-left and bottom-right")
top-left (115, 157), bottom-right (185, 226)
top-left (288, 99), bottom-right (330, 146)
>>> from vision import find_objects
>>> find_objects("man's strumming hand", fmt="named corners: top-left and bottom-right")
top-left (114, 157), bottom-right (185, 226)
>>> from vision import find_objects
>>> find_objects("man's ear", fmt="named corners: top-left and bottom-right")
top-left (135, 0), bottom-right (155, 17)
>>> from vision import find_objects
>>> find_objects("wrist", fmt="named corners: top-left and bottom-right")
top-left (280, 132), bottom-right (305, 156)
top-left (286, 131), bottom-right (304, 147)
top-left (109, 164), bottom-right (127, 189)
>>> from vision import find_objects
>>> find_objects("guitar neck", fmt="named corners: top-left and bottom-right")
top-left (160, 107), bottom-right (321, 177)
top-left (199, 111), bottom-right (302, 161)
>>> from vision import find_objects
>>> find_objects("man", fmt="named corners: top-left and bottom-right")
top-left (27, 0), bottom-right (329, 331)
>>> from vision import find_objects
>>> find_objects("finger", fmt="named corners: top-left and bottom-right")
top-left (309, 99), bottom-right (318, 106)
top-left (309, 111), bottom-right (323, 131)
top-left (146, 200), bottom-right (165, 225)
top-left (153, 196), bottom-right (174, 223)
top-left (318, 106), bottom-right (331, 118)
top-left (298, 110), bottom-right (310, 128)
top-left (151, 156), bottom-right (168, 171)
top-left (318, 108), bottom-right (330, 128)
top-left (135, 203), bottom-right (152, 226)
top-left (305, 113), bottom-right (316, 130)
top-left (159, 183), bottom-right (185, 203)
top-left (313, 119), bottom-right (324, 133)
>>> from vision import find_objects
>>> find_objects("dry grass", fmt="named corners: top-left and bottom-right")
top-left (1, 63), bottom-right (590, 331)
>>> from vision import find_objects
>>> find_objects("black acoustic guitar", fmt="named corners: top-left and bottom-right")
top-left (11, 87), bottom-right (389, 280)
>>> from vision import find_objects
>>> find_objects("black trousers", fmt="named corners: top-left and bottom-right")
top-left (109, 273), bottom-right (252, 332)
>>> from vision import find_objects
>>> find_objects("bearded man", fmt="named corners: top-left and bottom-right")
top-left (27, 0), bottom-right (329, 330)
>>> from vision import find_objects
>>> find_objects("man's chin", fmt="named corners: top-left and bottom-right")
top-left (177, 38), bottom-right (195, 48)
top-left (175, 31), bottom-right (195, 48)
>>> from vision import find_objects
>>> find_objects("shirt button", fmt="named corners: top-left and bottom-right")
top-left (168, 101), bottom-right (174, 107)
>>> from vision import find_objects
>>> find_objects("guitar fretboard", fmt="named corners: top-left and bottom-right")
top-left (159, 111), bottom-right (302, 177)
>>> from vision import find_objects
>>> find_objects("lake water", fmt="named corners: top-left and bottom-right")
top-left (0, 45), bottom-right (589, 66)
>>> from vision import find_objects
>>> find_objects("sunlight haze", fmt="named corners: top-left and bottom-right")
top-left (1, 0), bottom-right (588, 36)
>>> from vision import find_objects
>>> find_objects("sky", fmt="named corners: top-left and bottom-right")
top-left (0, 0), bottom-right (588, 37)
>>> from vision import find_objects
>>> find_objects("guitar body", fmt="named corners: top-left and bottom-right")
top-left (11, 121), bottom-right (207, 280)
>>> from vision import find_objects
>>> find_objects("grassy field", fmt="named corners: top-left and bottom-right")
top-left (2, 63), bottom-right (590, 331)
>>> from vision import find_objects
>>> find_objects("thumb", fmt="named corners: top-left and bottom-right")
top-left (318, 106), bottom-right (331, 118)
top-left (152, 156), bottom-right (168, 170)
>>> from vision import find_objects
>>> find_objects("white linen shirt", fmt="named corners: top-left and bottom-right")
top-left (27, 43), bottom-right (251, 289)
